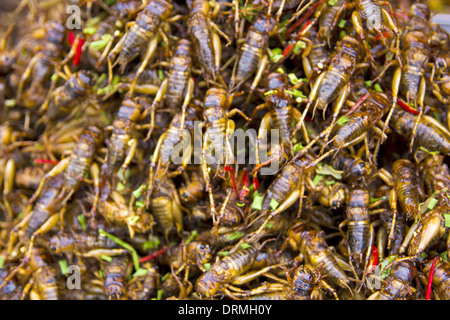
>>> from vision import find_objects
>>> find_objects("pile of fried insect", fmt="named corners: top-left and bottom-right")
top-left (0, 0), bottom-right (449, 300)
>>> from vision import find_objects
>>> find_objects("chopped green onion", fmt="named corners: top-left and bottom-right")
top-left (380, 255), bottom-right (398, 279)
top-left (374, 83), bottom-right (383, 92)
top-left (203, 263), bottom-right (211, 271)
top-left (293, 143), bottom-right (304, 152)
top-left (270, 48), bottom-right (283, 63)
top-left (129, 215), bottom-right (140, 225)
top-left (0, 257), bottom-right (4, 269)
top-left (427, 198), bottom-right (439, 210)
top-left (236, 202), bottom-right (246, 207)
top-left (143, 236), bottom-right (160, 250)
top-left (325, 179), bottom-right (336, 186)
top-left (227, 231), bottom-right (244, 241)
top-left (313, 174), bottom-right (324, 186)
top-left (132, 268), bottom-right (149, 278)
top-left (156, 289), bottom-right (163, 300)
top-left (293, 41), bottom-right (306, 54)
top-left (285, 89), bottom-right (306, 98)
top-left (419, 146), bottom-right (440, 155)
top-left (445, 214), bottom-right (450, 228)
top-left (99, 269), bottom-right (104, 279)
top-left (98, 229), bottom-right (140, 270)
top-left (338, 19), bottom-right (347, 28)
top-left (270, 198), bottom-right (279, 211)
top-left (240, 243), bottom-right (252, 250)
top-left (161, 272), bottom-right (170, 282)
top-left (186, 230), bottom-right (199, 245)
top-left (337, 116), bottom-right (349, 126)
top-left (59, 260), bottom-right (68, 275)
top-left (89, 34), bottom-right (112, 51)
top-left (116, 182), bottom-right (125, 192)
top-left (132, 184), bottom-right (146, 199)
top-left (83, 26), bottom-right (97, 35)
top-left (288, 73), bottom-right (300, 85)
top-left (364, 80), bottom-right (373, 88)
top-left (265, 223), bottom-right (274, 229)
top-left (218, 251), bottom-right (230, 256)
top-left (328, 0), bottom-right (338, 5)
top-left (101, 255), bottom-right (112, 262)
top-left (251, 194), bottom-right (263, 210)
top-left (158, 69), bottom-right (164, 81)
top-left (339, 30), bottom-right (346, 39)
top-left (135, 201), bottom-right (145, 208)
top-left (276, 67), bottom-right (285, 74)
top-left (77, 214), bottom-right (87, 231)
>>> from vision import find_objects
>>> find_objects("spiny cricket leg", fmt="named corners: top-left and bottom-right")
top-left (178, 78), bottom-right (195, 136)
top-left (144, 78), bottom-right (168, 141)
top-left (201, 135), bottom-right (218, 228)
top-left (255, 113), bottom-right (272, 170)
top-left (120, 138), bottom-right (137, 185)
top-left (3, 158), bottom-right (15, 222)
top-left (89, 163), bottom-right (101, 217)
top-left (409, 76), bottom-right (426, 152)
top-left (129, 37), bottom-right (158, 96)
top-left (245, 55), bottom-right (269, 106)
top-left (351, 11), bottom-right (376, 69)
top-left (28, 157), bottom-right (70, 204)
top-left (382, 66), bottom-right (402, 142)
top-left (146, 131), bottom-right (167, 206)
top-left (16, 55), bottom-right (39, 103)
top-left (387, 188), bottom-right (398, 251)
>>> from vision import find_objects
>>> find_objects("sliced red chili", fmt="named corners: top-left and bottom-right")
top-left (426, 257), bottom-right (439, 300)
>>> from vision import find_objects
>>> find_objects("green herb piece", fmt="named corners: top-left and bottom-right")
top-left (364, 80), bottom-right (372, 88)
top-left (203, 263), bottom-right (211, 271)
top-left (338, 19), bottom-right (346, 28)
top-left (277, 67), bottom-right (285, 74)
top-left (99, 269), bottom-right (104, 279)
top-left (420, 252), bottom-right (428, 260)
top-left (156, 289), bottom-right (163, 300)
top-left (339, 30), bottom-right (346, 39)
top-left (77, 214), bottom-right (87, 231)
top-left (379, 255), bottom-right (398, 279)
top-left (374, 83), bottom-right (383, 92)
top-left (132, 268), bottom-right (149, 278)
top-left (240, 243), bottom-right (252, 250)
top-left (101, 255), bottom-right (112, 262)
top-left (116, 182), bottom-right (125, 192)
top-left (143, 236), bottom-right (160, 250)
top-left (427, 198), bottom-right (439, 210)
top-left (293, 41), bottom-right (306, 54)
top-left (158, 69), bottom-right (164, 81)
top-left (89, 34), bottom-right (112, 51)
top-left (265, 223), bottom-right (274, 229)
top-left (313, 174), bottom-right (324, 186)
top-left (251, 194), bottom-right (263, 210)
top-left (59, 260), bottom-right (68, 275)
top-left (445, 214), bottom-right (450, 228)
top-left (227, 231), bottom-right (244, 241)
top-left (441, 251), bottom-right (448, 261)
top-left (129, 215), bottom-right (140, 225)
top-left (293, 143), bottom-right (304, 152)
top-left (0, 257), bottom-right (4, 269)
top-left (288, 73), bottom-right (300, 85)
top-left (285, 89), bottom-right (306, 98)
top-left (328, 0), bottom-right (338, 5)
top-left (337, 116), bottom-right (349, 126)
top-left (186, 230), bottom-right (199, 245)
top-left (161, 273), bottom-right (170, 282)
top-left (98, 229), bottom-right (139, 270)
top-left (270, 198), bottom-right (279, 211)
top-left (218, 251), bottom-right (230, 256)
top-left (132, 184), bottom-right (146, 199)
top-left (419, 146), bottom-right (439, 155)
top-left (264, 90), bottom-right (275, 96)
top-left (135, 201), bottom-right (145, 208)
top-left (270, 48), bottom-right (283, 63)
top-left (325, 179), bottom-right (336, 186)
top-left (83, 27), bottom-right (97, 35)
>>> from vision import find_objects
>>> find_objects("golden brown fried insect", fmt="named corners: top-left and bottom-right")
top-left (16, 20), bottom-right (66, 108)
top-left (367, 258), bottom-right (416, 300)
top-left (42, 70), bottom-right (95, 122)
top-left (417, 153), bottom-right (450, 196)
top-left (292, 35), bottom-right (364, 142)
top-left (127, 262), bottom-right (160, 300)
top-left (339, 187), bottom-right (372, 277)
top-left (422, 258), bottom-right (450, 300)
top-left (25, 247), bottom-right (60, 300)
top-left (48, 230), bottom-right (118, 255)
top-left (230, 14), bottom-right (276, 91)
top-left (280, 221), bottom-right (353, 293)
top-left (392, 159), bottom-right (421, 221)
top-left (0, 269), bottom-right (22, 300)
top-left (103, 254), bottom-right (131, 300)
top-left (109, 0), bottom-right (174, 74)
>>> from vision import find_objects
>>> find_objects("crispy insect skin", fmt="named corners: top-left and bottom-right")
top-left (422, 258), bottom-right (450, 300)
top-left (284, 222), bottom-right (351, 291)
top-left (16, 21), bottom-right (66, 108)
top-left (393, 159), bottom-right (421, 220)
top-left (417, 153), bottom-right (450, 196)
top-left (103, 255), bottom-right (130, 300)
top-left (187, 0), bottom-right (218, 82)
top-left (127, 263), bottom-right (159, 300)
top-left (48, 231), bottom-right (118, 254)
top-left (390, 108), bottom-right (450, 156)
top-left (28, 247), bottom-right (60, 300)
top-left (166, 39), bottom-right (193, 112)
top-left (45, 70), bottom-right (95, 121)
top-left (195, 246), bottom-right (259, 299)
top-left (343, 187), bottom-right (371, 274)
top-left (368, 259), bottom-right (416, 300)
top-left (25, 174), bottom-right (65, 239)
top-left (330, 91), bottom-right (390, 149)
top-left (233, 14), bottom-right (276, 85)
top-left (113, 0), bottom-right (173, 72)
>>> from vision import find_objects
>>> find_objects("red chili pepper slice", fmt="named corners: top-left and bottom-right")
top-left (282, 43), bottom-right (294, 58)
top-left (426, 257), bottom-right (439, 300)
top-left (253, 176), bottom-right (259, 191)
top-left (286, 0), bottom-right (327, 37)
top-left (224, 166), bottom-right (238, 195)
top-left (398, 99), bottom-right (420, 115)
top-left (68, 31), bottom-right (84, 67)
top-left (366, 245), bottom-right (378, 274)
top-left (34, 159), bottom-right (59, 165)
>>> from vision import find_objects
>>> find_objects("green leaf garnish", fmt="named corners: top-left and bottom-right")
top-left (337, 116), bottom-right (349, 126)
top-left (270, 198), bottom-right (279, 211)
top-left (101, 255), bottom-right (112, 262)
top-left (59, 260), bottom-right (68, 275)
top-left (77, 214), bottom-right (87, 231)
top-left (240, 243), bottom-right (252, 250)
